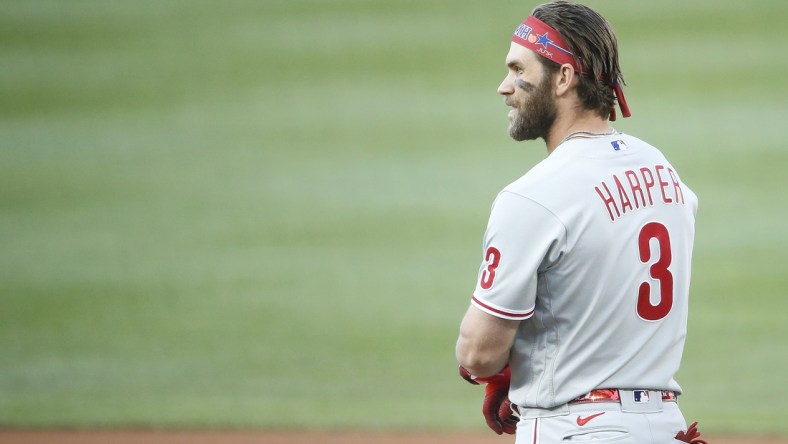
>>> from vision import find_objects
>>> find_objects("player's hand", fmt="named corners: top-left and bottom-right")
top-left (481, 368), bottom-right (517, 435)
top-left (459, 366), bottom-right (518, 435)
top-left (675, 421), bottom-right (708, 444)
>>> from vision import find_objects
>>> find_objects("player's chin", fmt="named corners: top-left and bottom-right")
top-left (507, 117), bottom-right (522, 140)
top-left (508, 123), bottom-right (538, 142)
top-left (508, 127), bottom-right (526, 141)
top-left (506, 112), bottom-right (519, 134)
top-left (506, 111), bottom-right (526, 140)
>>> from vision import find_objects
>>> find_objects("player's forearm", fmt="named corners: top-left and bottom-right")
top-left (455, 334), bottom-right (510, 377)
top-left (455, 306), bottom-right (516, 377)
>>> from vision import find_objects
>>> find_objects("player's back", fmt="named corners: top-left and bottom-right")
top-left (505, 133), bottom-right (698, 409)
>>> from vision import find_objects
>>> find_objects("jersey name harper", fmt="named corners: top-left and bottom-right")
top-left (594, 163), bottom-right (686, 222)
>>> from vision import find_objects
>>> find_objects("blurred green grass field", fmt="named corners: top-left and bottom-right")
top-left (1, 0), bottom-right (787, 437)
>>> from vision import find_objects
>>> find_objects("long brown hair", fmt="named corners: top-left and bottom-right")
top-left (532, 1), bottom-right (624, 119)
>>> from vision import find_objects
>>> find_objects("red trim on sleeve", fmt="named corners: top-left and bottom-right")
top-left (472, 295), bottom-right (534, 320)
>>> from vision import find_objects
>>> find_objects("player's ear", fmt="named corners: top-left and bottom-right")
top-left (554, 63), bottom-right (576, 97)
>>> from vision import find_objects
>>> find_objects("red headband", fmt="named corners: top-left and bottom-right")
top-left (512, 16), bottom-right (631, 120)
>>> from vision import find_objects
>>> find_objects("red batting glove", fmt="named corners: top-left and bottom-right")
top-left (459, 366), bottom-right (518, 435)
top-left (459, 365), bottom-right (480, 385)
top-left (675, 421), bottom-right (709, 444)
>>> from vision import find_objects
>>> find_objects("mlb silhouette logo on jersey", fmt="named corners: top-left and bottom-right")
top-left (611, 139), bottom-right (628, 151)
top-left (633, 390), bottom-right (650, 403)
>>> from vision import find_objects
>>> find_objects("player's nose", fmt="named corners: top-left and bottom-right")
top-left (497, 75), bottom-right (515, 96)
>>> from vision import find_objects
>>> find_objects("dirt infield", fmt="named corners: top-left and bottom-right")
top-left (1, 430), bottom-right (786, 444)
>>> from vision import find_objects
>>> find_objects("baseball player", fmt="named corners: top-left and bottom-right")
top-left (455, 2), bottom-right (708, 443)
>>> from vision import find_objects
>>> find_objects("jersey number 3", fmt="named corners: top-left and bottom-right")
top-left (637, 222), bottom-right (673, 321)
top-left (480, 247), bottom-right (501, 290)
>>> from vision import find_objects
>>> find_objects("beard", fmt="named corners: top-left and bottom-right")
top-left (507, 75), bottom-right (557, 142)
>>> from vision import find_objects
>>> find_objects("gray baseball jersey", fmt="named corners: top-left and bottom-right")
top-left (471, 133), bottom-right (698, 409)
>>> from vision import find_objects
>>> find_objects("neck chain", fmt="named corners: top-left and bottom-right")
top-left (558, 129), bottom-right (618, 146)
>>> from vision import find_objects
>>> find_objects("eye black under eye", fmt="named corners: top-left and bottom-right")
top-left (514, 78), bottom-right (535, 92)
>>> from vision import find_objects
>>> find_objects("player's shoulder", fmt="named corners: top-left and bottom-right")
top-left (494, 156), bottom-right (573, 217)
top-left (499, 161), bottom-right (557, 202)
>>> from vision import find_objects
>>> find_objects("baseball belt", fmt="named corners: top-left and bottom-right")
top-left (570, 389), bottom-right (678, 404)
